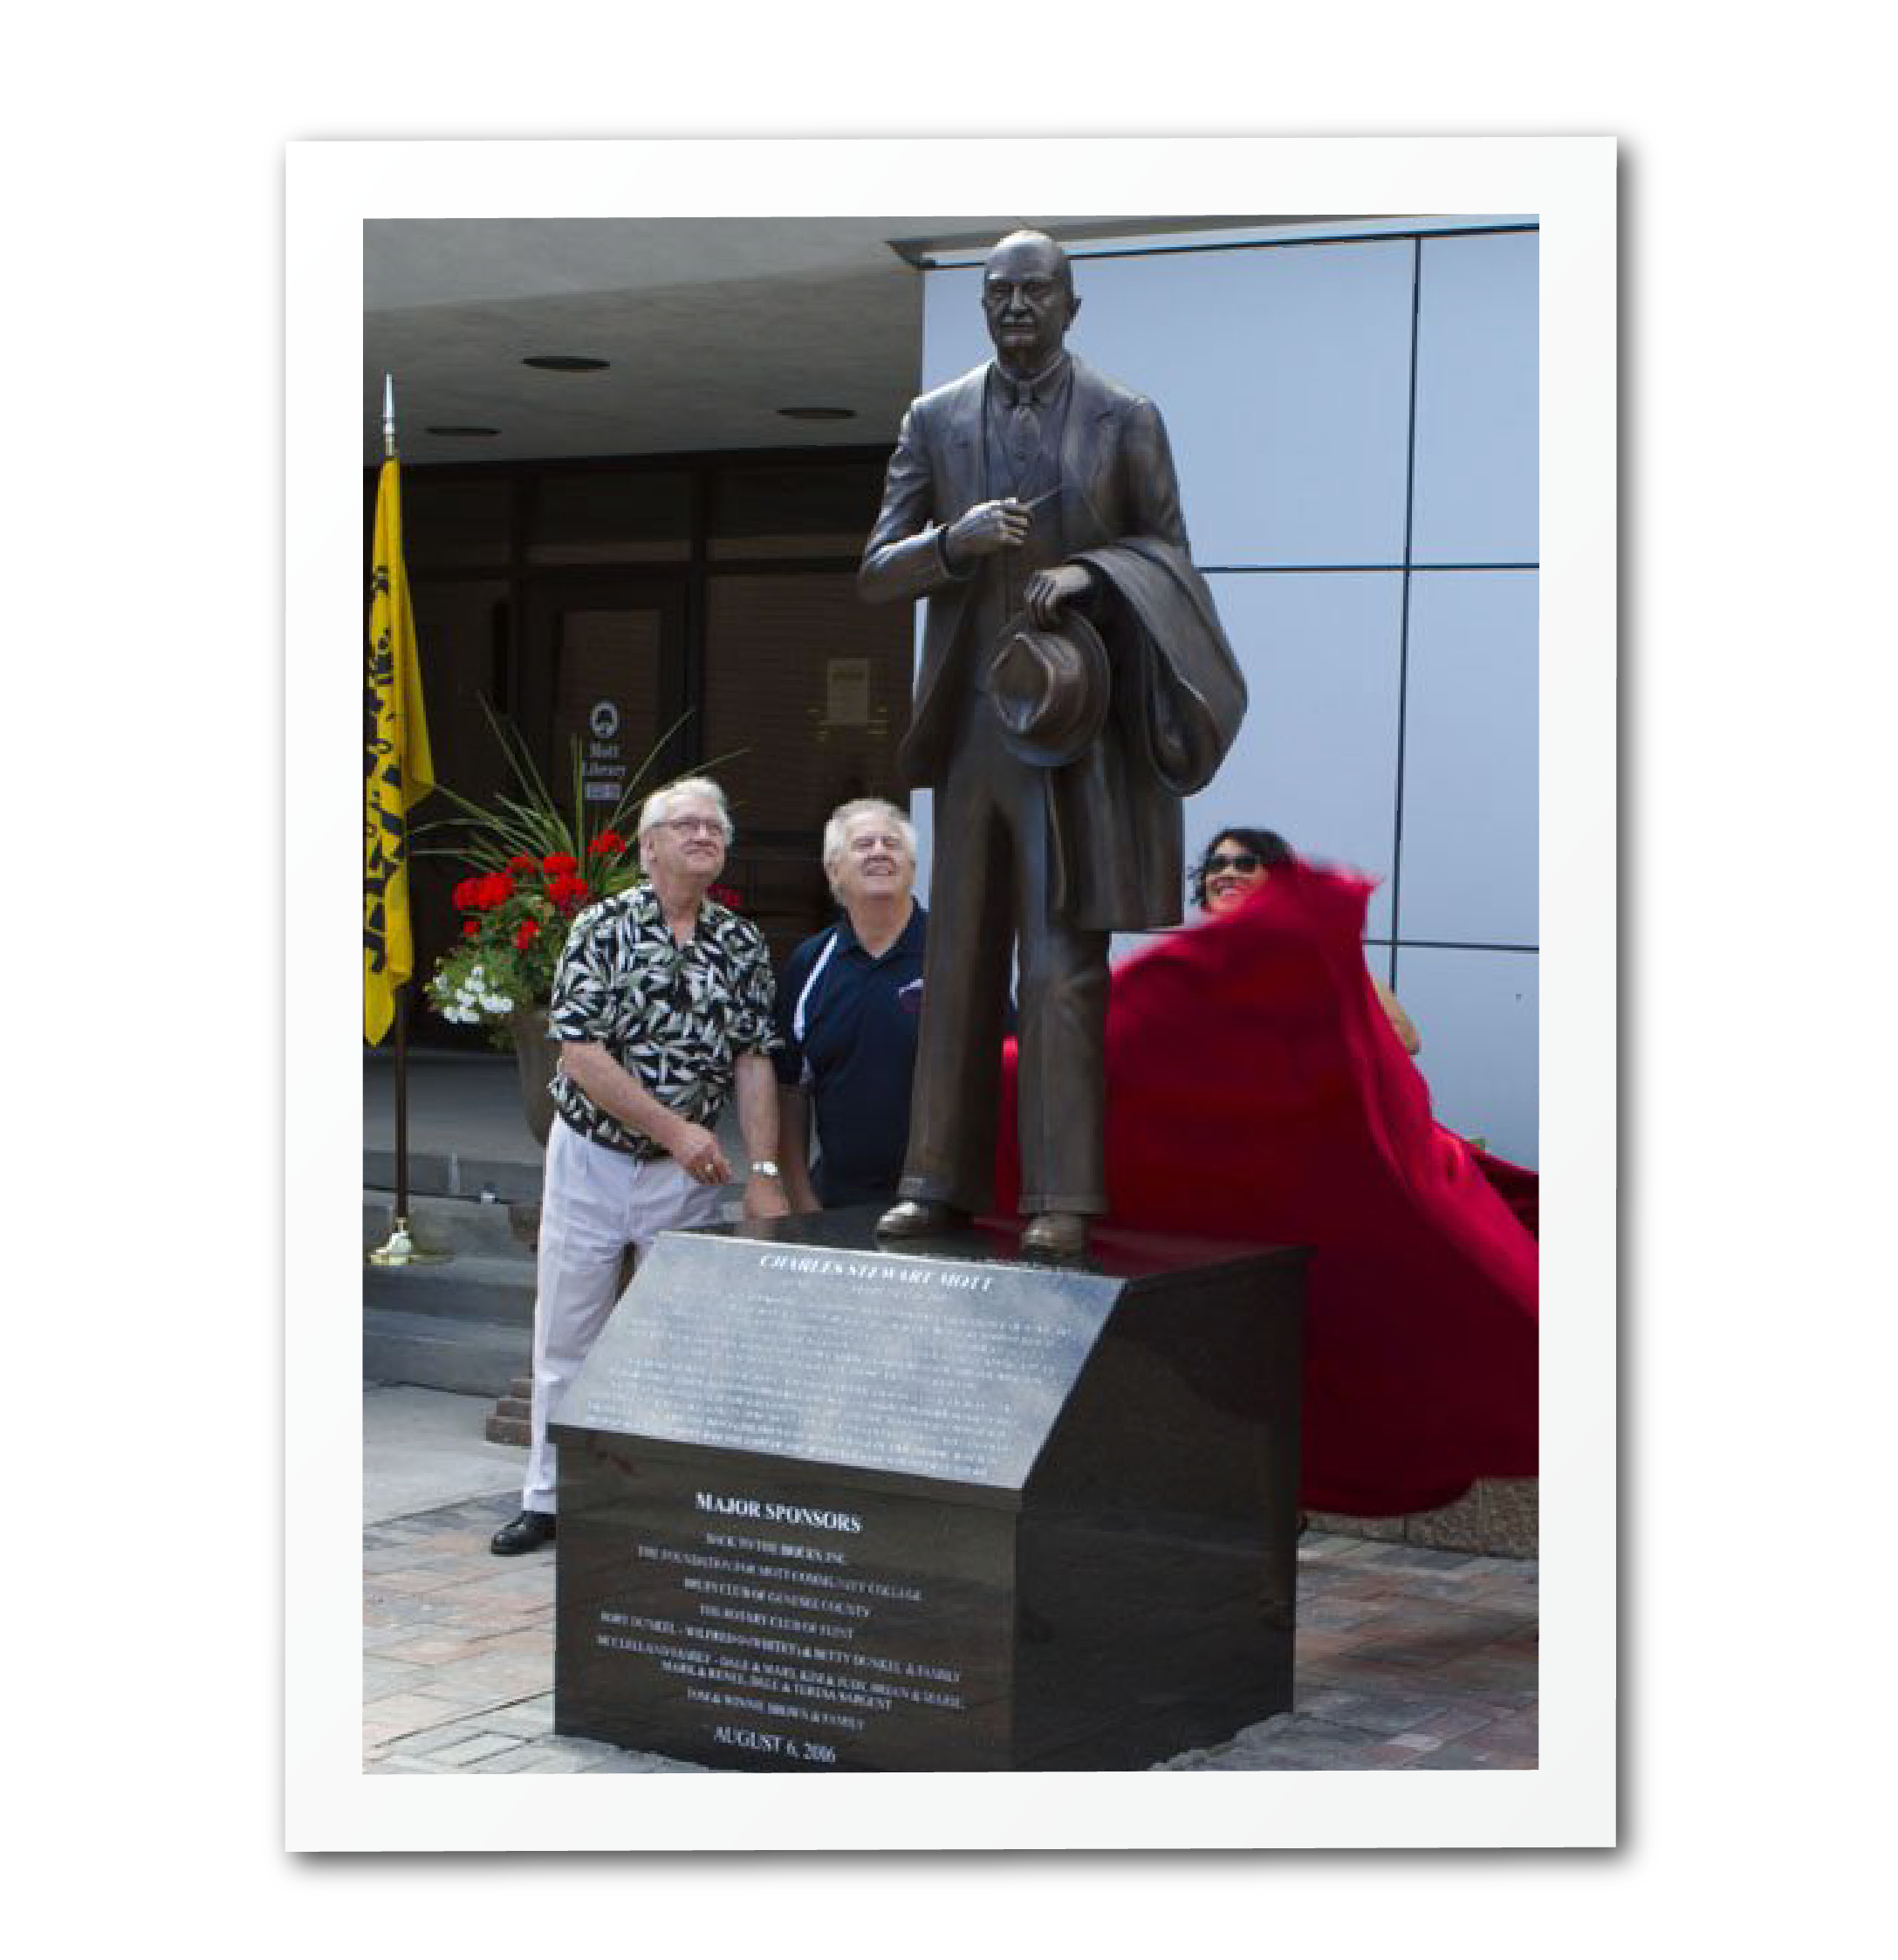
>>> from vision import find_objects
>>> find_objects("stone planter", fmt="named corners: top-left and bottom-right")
top-left (509, 1005), bottom-right (561, 1148)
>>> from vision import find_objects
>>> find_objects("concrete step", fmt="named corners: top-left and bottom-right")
top-left (483, 1378), bottom-right (534, 1448)
top-left (363, 1145), bottom-right (545, 1205)
top-left (365, 1308), bottom-right (530, 1401)
top-left (363, 1254), bottom-right (536, 1328)
top-left (363, 1189), bottom-right (538, 1261)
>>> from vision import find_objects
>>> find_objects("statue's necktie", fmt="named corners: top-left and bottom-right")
top-left (1009, 379), bottom-right (1041, 490)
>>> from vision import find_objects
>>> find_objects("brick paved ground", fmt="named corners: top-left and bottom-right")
top-left (364, 1494), bottom-right (1536, 1773)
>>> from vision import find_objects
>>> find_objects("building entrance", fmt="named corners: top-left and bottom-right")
top-left (521, 572), bottom-right (690, 822)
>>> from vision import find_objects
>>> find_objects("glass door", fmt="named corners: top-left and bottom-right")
top-left (522, 573), bottom-right (690, 826)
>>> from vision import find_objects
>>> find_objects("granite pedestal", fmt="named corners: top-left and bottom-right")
top-left (551, 1210), bottom-right (1306, 1771)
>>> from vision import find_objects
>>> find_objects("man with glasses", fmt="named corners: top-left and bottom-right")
top-left (491, 777), bottom-right (788, 1555)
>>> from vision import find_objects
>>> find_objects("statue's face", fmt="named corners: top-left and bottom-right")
top-left (982, 236), bottom-right (1076, 372)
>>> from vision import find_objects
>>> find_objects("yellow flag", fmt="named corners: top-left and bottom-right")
top-left (364, 456), bottom-right (435, 1044)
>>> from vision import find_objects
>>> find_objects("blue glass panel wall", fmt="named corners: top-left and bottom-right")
top-left (1398, 569), bottom-right (1539, 948)
top-left (1411, 230), bottom-right (1539, 565)
top-left (1389, 947), bottom-right (1539, 1166)
top-left (1186, 572), bottom-right (1402, 939)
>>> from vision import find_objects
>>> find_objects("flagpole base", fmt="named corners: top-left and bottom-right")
top-left (367, 1216), bottom-right (453, 1268)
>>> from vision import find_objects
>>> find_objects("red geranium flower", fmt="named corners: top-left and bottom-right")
top-left (588, 831), bottom-right (624, 858)
top-left (455, 870), bottom-right (517, 911)
top-left (513, 919), bottom-right (541, 950)
top-left (542, 853), bottom-right (579, 876)
top-left (547, 873), bottom-right (590, 911)
top-left (462, 919), bottom-right (481, 939)
top-left (506, 854), bottom-right (536, 874)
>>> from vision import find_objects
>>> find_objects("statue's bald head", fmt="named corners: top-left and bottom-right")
top-left (982, 230), bottom-right (1080, 371)
top-left (986, 230), bottom-right (1074, 300)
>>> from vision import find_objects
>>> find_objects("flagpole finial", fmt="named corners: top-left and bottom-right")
top-left (383, 373), bottom-right (396, 458)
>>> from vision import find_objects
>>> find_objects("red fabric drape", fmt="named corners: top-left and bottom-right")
top-left (992, 860), bottom-right (1538, 1515)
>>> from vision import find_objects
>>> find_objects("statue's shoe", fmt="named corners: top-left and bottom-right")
top-left (874, 1199), bottom-right (971, 1238)
top-left (1019, 1212), bottom-right (1090, 1258)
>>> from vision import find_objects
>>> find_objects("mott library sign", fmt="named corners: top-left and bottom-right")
top-left (551, 1214), bottom-right (1308, 1772)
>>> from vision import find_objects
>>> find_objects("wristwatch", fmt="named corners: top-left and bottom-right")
top-left (749, 1161), bottom-right (782, 1179)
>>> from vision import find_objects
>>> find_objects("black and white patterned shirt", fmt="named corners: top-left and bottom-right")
top-left (547, 883), bottom-right (780, 1157)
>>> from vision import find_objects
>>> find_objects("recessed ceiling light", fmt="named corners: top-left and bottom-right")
top-left (523, 354), bottom-right (611, 372)
top-left (777, 406), bottom-right (856, 421)
top-left (425, 424), bottom-right (500, 437)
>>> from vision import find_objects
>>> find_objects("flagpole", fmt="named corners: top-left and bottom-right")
top-left (367, 376), bottom-right (447, 1268)
top-left (386, 379), bottom-right (412, 1244)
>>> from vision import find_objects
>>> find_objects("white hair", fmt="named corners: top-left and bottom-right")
top-left (821, 798), bottom-right (916, 898)
top-left (638, 776), bottom-right (733, 842)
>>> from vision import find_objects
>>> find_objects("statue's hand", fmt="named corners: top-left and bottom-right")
top-left (1024, 562), bottom-right (1094, 627)
top-left (947, 497), bottom-right (1031, 561)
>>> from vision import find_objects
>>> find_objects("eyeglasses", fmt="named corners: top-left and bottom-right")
top-left (658, 816), bottom-right (724, 838)
top-left (1205, 851), bottom-right (1264, 876)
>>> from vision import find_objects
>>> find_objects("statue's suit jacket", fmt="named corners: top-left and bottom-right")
top-left (860, 355), bottom-right (1246, 932)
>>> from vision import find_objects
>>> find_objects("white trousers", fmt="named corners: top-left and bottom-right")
top-left (520, 1118), bottom-right (722, 1513)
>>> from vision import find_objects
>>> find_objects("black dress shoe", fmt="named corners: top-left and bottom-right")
top-left (875, 1198), bottom-right (970, 1237)
top-left (490, 1510), bottom-right (557, 1555)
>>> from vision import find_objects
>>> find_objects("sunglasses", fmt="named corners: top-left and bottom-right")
top-left (1205, 851), bottom-right (1264, 876)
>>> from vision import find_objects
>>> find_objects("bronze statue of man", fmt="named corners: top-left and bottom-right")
top-left (864, 229), bottom-right (1246, 1258)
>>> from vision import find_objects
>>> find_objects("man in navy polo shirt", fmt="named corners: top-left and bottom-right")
top-left (774, 798), bottom-right (927, 1213)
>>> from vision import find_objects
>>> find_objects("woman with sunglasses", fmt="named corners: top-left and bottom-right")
top-left (1192, 827), bottom-right (1422, 1056)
